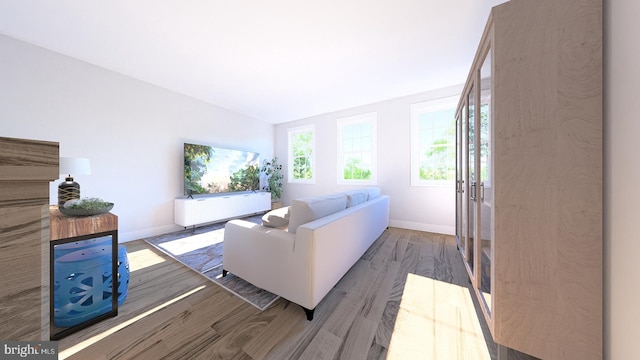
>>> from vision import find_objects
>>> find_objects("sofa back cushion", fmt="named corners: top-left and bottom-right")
top-left (287, 194), bottom-right (347, 233)
top-left (344, 189), bottom-right (368, 208)
top-left (363, 187), bottom-right (381, 200)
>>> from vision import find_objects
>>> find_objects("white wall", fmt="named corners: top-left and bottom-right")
top-left (605, 0), bottom-right (640, 358)
top-left (0, 34), bottom-right (274, 242)
top-left (273, 85), bottom-right (462, 235)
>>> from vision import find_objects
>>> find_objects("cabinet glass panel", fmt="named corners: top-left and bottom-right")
top-left (478, 49), bottom-right (493, 313)
top-left (456, 112), bottom-right (463, 252)
top-left (467, 85), bottom-right (476, 276)
top-left (456, 105), bottom-right (468, 260)
top-left (462, 104), bottom-right (471, 264)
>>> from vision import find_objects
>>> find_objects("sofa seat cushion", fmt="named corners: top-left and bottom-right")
top-left (287, 194), bottom-right (347, 233)
top-left (344, 189), bottom-right (369, 208)
top-left (262, 206), bottom-right (291, 228)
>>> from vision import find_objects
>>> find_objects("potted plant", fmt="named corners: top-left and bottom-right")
top-left (261, 157), bottom-right (283, 201)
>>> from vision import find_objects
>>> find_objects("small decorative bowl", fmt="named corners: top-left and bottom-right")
top-left (59, 203), bottom-right (114, 217)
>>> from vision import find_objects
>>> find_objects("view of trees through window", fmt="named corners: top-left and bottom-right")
top-left (288, 126), bottom-right (314, 182)
top-left (479, 103), bottom-right (491, 182)
top-left (337, 113), bottom-right (376, 184)
top-left (283, 100), bottom-right (485, 186)
top-left (411, 97), bottom-right (458, 186)
top-left (411, 98), bottom-right (489, 185)
top-left (343, 157), bottom-right (372, 180)
top-left (417, 107), bottom-right (457, 182)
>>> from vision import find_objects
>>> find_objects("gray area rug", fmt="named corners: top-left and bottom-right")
top-left (144, 215), bottom-right (279, 311)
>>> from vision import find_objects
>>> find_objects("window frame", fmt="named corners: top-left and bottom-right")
top-left (287, 124), bottom-right (316, 184)
top-left (410, 96), bottom-right (458, 187)
top-left (336, 112), bottom-right (378, 185)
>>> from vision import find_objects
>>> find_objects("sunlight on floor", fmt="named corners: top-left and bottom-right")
top-left (58, 285), bottom-right (206, 359)
top-left (154, 230), bottom-right (224, 255)
top-left (387, 273), bottom-right (490, 360)
top-left (127, 248), bottom-right (167, 272)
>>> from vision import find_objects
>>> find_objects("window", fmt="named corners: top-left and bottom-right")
top-left (337, 112), bottom-right (377, 185)
top-left (411, 96), bottom-right (458, 186)
top-left (287, 125), bottom-right (315, 183)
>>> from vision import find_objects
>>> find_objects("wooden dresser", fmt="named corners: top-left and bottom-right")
top-left (0, 137), bottom-right (59, 340)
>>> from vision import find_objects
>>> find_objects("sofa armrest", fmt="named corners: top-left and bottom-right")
top-left (224, 219), bottom-right (295, 252)
top-left (223, 220), bottom-right (310, 304)
top-left (223, 220), bottom-right (296, 270)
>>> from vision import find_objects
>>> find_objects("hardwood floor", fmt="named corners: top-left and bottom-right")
top-left (56, 227), bottom-right (537, 360)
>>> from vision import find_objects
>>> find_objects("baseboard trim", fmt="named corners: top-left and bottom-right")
top-left (389, 219), bottom-right (455, 236)
top-left (120, 224), bottom-right (182, 243)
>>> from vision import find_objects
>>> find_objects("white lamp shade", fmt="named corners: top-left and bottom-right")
top-left (59, 157), bottom-right (91, 176)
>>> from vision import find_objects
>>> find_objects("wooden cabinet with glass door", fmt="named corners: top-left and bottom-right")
top-left (455, 0), bottom-right (602, 359)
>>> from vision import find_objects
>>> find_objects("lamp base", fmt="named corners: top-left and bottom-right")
top-left (58, 176), bottom-right (80, 206)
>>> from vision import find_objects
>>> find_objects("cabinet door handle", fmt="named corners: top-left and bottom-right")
top-left (470, 181), bottom-right (477, 201)
top-left (480, 182), bottom-right (485, 202)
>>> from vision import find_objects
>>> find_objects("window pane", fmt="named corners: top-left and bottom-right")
top-left (411, 96), bottom-right (458, 185)
top-left (288, 126), bottom-right (315, 182)
top-left (337, 113), bottom-right (377, 184)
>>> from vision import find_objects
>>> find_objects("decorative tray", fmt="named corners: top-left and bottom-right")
top-left (59, 203), bottom-right (114, 217)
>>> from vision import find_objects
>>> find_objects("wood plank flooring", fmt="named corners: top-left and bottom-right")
top-left (56, 227), bottom-right (537, 360)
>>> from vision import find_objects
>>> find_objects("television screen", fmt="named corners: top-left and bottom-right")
top-left (184, 143), bottom-right (260, 196)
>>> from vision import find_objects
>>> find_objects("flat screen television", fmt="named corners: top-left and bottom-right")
top-left (184, 143), bottom-right (260, 196)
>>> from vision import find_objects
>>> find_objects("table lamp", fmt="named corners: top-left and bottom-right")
top-left (58, 157), bottom-right (91, 206)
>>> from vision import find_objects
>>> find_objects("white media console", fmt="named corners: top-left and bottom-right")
top-left (174, 191), bottom-right (271, 227)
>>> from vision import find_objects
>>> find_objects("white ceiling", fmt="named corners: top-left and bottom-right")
top-left (0, 0), bottom-right (507, 124)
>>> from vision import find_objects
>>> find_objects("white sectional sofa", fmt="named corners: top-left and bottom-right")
top-left (222, 187), bottom-right (390, 320)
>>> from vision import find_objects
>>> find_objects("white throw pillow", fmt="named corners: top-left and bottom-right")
top-left (261, 206), bottom-right (290, 228)
top-left (344, 189), bottom-right (368, 208)
top-left (287, 194), bottom-right (347, 233)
